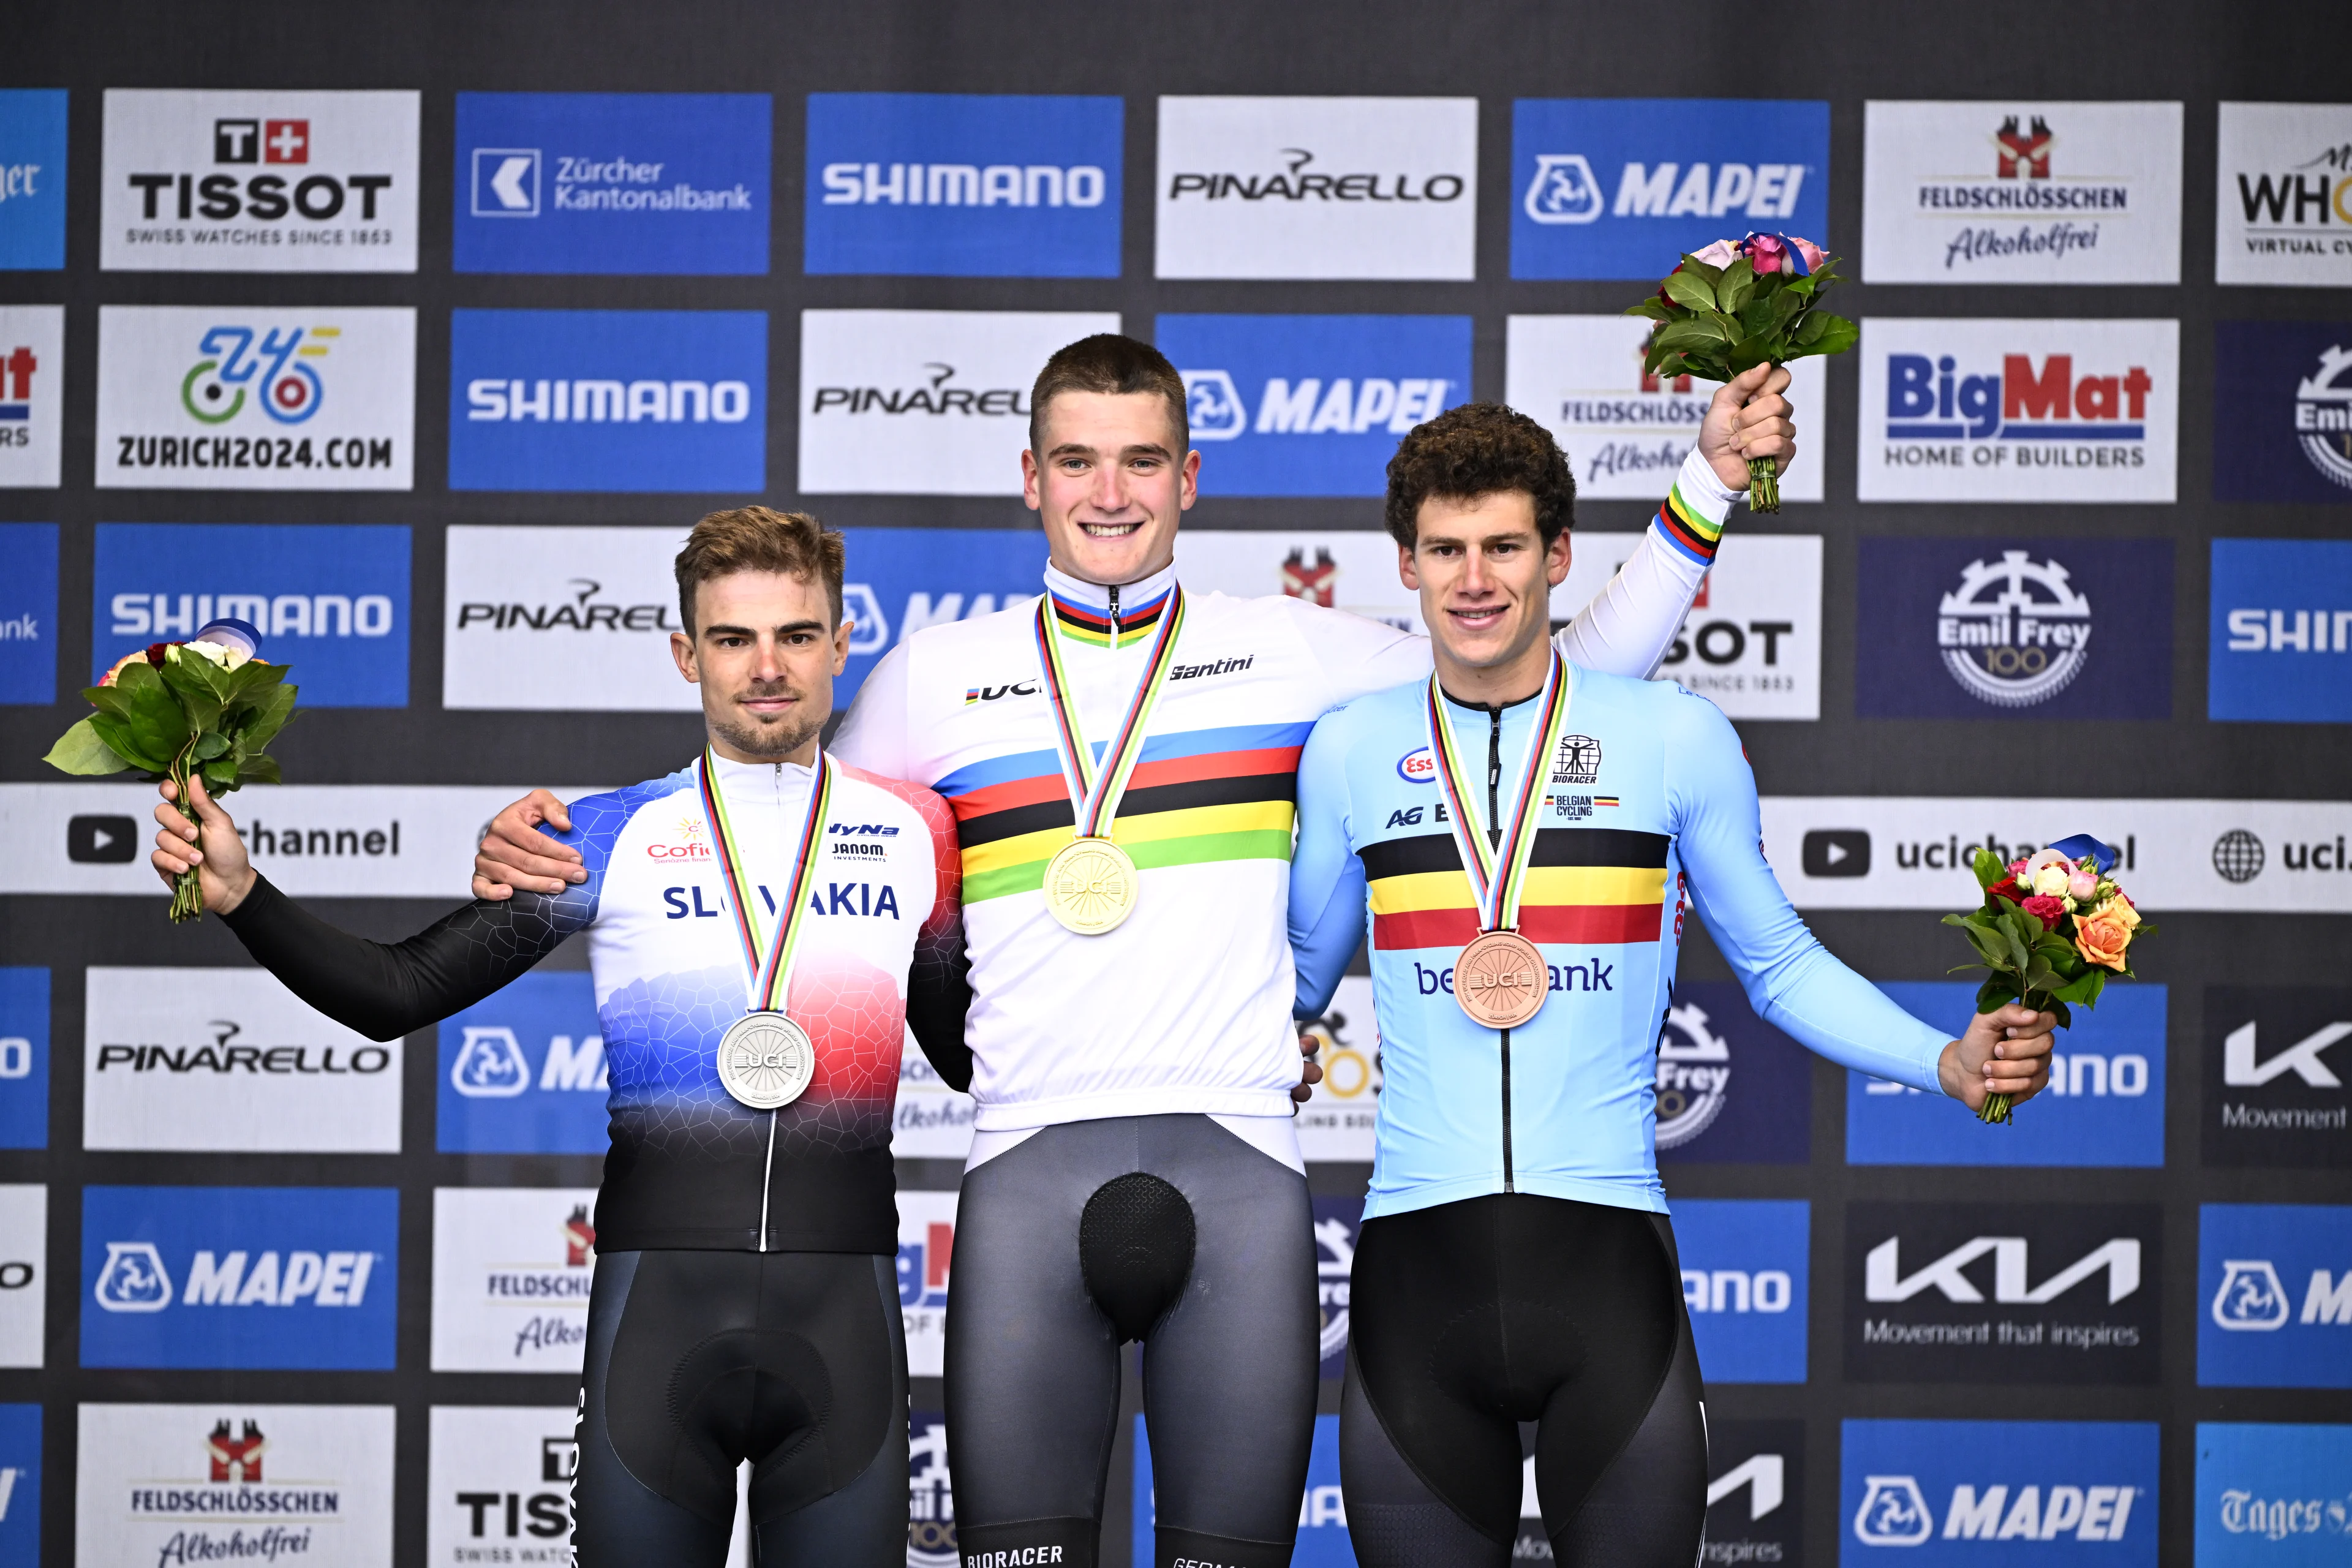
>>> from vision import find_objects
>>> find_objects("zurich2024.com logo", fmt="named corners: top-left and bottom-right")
top-left (181, 325), bottom-right (332, 426)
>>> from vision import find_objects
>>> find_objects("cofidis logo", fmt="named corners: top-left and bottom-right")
top-left (2214, 322), bottom-right (2352, 504)
top-left (1673, 1199), bottom-right (1808, 1383)
top-left (2210, 538), bottom-right (2352, 723)
top-left (1844, 1420), bottom-right (2155, 1561)
top-left (438, 972), bottom-right (608, 1156)
top-left (807, 94), bottom-right (1120, 278)
top-left (450, 309), bottom-right (765, 493)
top-left (2198, 1423), bottom-right (2352, 1563)
top-left (456, 92), bottom-right (769, 276)
top-left (81, 1186), bottom-right (398, 1370)
top-left (0, 90), bottom-right (67, 270)
top-left (1156, 313), bottom-right (1469, 497)
top-left (1510, 98), bottom-right (1828, 281)
top-left (2201, 1204), bottom-right (2352, 1388)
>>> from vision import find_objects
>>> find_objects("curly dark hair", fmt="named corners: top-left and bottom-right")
top-left (1384, 402), bottom-right (1575, 550)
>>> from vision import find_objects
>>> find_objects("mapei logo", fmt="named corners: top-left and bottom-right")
top-left (1936, 551), bottom-right (2092, 707)
top-left (1854, 1473), bottom-right (2141, 1545)
top-left (1173, 364), bottom-right (1457, 440)
top-left (1865, 1234), bottom-right (2141, 1305)
top-left (449, 1027), bottom-right (608, 1099)
top-left (95, 1238), bottom-right (379, 1313)
top-left (2211, 1259), bottom-right (2352, 1330)
top-left (1523, 151), bottom-right (1807, 227)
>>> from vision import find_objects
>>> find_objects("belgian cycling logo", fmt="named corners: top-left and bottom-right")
top-left (1654, 1001), bottom-right (1730, 1150)
top-left (1853, 1475), bottom-right (1934, 1546)
top-left (1936, 551), bottom-right (2092, 708)
top-left (1523, 154), bottom-right (1605, 224)
top-left (2294, 344), bottom-right (2352, 491)
top-left (451, 1027), bottom-right (533, 1099)
top-left (1995, 115), bottom-right (2056, 179)
top-left (1553, 734), bottom-right (1602, 784)
top-left (1182, 369), bottom-right (1248, 440)
top-left (2212, 1259), bottom-right (2292, 1330)
top-left (94, 1241), bottom-right (173, 1313)
top-left (181, 324), bottom-right (331, 425)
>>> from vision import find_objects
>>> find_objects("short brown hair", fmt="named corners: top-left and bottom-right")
top-left (674, 507), bottom-right (845, 635)
top-left (1030, 333), bottom-right (1189, 454)
top-left (1384, 402), bottom-right (1576, 550)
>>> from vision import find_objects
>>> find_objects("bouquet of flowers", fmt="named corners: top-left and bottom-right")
top-left (1944, 833), bottom-right (2154, 1124)
top-left (1623, 232), bottom-right (1857, 513)
top-left (42, 618), bottom-right (298, 922)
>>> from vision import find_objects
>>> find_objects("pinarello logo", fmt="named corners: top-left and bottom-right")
top-left (1396, 747), bottom-right (1435, 784)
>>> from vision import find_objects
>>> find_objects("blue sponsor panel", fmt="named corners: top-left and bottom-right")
top-left (0, 968), bottom-right (48, 1150)
top-left (81, 1186), bottom-right (399, 1370)
top-left (2210, 539), bottom-right (2352, 723)
top-left (1313, 1194), bottom-right (1362, 1381)
top-left (448, 309), bottom-right (766, 493)
top-left (1510, 99), bottom-right (1829, 281)
top-left (438, 971), bottom-right (609, 1155)
top-left (1672, 1199), bottom-right (1807, 1383)
top-left (2201, 1204), bottom-right (2352, 1388)
top-left (1847, 982), bottom-right (2165, 1167)
top-left (1136, 1412), bottom-right (1351, 1566)
top-left (2197, 1423), bottom-right (2352, 1563)
top-left (1842, 1419), bottom-right (2157, 1562)
top-left (0, 522), bottom-right (55, 704)
top-left (1155, 314), bottom-right (1472, 497)
top-left (0, 1404), bottom-right (36, 1559)
top-left (454, 92), bottom-right (770, 275)
top-left (1655, 981), bottom-right (1810, 1164)
top-left (2213, 321), bottom-right (2352, 503)
top-left (91, 523), bottom-right (411, 708)
top-left (833, 527), bottom-right (1050, 712)
top-left (0, 90), bottom-right (67, 271)
top-left (805, 94), bottom-right (1122, 277)
top-left (1854, 537), bottom-right (2173, 719)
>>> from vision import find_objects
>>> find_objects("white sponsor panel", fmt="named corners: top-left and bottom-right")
top-left (1855, 318), bottom-right (2179, 503)
top-left (898, 1188), bottom-right (957, 1378)
top-left (1177, 530), bottom-right (1425, 633)
top-left (1297, 975), bottom-right (1381, 1162)
top-left (0, 304), bottom-right (62, 488)
top-left (77, 1403), bottom-right (396, 1567)
top-left (893, 1044), bottom-right (977, 1161)
top-left (1760, 797), bottom-right (2352, 911)
top-left (84, 967), bottom-right (401, 1153)
top-left (1861, 102), bottom-right (2183, 284)
top-left (0, 1186), bottom-right (42, 1369)
top-left (0, 782), bottom-right (602, 897)
top-left (1155, 97), bottom-right (1478, 281)
top-left (1504, 314), bottom-right (1825, 502)
top-left (2216, 102), bottom-right (2352, 287)
top-left (96, 304), bottom-right (416, 490)
top-left (101, 89), bottom-right (419, 271)
top-left (445, 524), bottom-right (695, 711)
top-left (798, 309), bottom-right (1120, 496)
top-left (426, 1406), bottom-right (576, 1565)
top-left (431, 1189), bottom-right (599, 1373)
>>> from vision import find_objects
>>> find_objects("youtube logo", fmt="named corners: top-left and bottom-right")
top-left (1801, 828), bottom-right (1871, 878)
top-left (67, 815), bottom-right (138, 865)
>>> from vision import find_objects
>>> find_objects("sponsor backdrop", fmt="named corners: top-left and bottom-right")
top-left (0, 4), bottom-right (2343, 1565)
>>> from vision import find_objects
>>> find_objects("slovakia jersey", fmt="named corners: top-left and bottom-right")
top-left (541, 753), bottom-right (960, 1253)
top-left (1289, 666), bottom-right (1950, 1221)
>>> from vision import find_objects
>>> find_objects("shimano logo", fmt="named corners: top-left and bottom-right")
top-left (466, 376), bottom-right (750, 423)
top-left (821, 160), bottom-right (1105, 208)
top-left (112, 590), bottom-right (395, 641)
top-left (1682, 1268), bottom-right (1792, 1314)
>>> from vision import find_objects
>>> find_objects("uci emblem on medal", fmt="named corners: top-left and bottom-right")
top-left (1455, 929), bottom-right (1548, 1030)
top-left (1044, 835), bottom-right (1137, 935)
top-left (717, 1011), bottom-right (815, 1110)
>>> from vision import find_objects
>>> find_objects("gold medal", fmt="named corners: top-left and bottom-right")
top-left (1042, 836), bottom-right (1139, 935)
top-left (717, 1011), bottom-right (815, 1110)
top-left (1455, 930), bottom-right (1549, 1029)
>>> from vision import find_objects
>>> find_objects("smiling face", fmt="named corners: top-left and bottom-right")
top-left (669, 569), bottom-right (851, 764)
top-left (1022, 388), bottom-right (1199, 586)
top-left (1398, 490), bottom-right (1572, 698)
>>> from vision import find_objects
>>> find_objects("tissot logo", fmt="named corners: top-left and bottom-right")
top-left (428, 1406), bottom-right (580, 1560)
top-left (2206, 989), bottom-right (2352, 1168)
top-left (2199, 1205), bottom-right (2352, 1388)
top-left (2217, 104), bottom-right (2352, 285)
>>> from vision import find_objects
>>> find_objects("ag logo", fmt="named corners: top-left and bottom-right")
top-left (1936, 551), bottom-right (2092, 707)
top-left (1523, 154), bottom-right (1605, 225)
top-left (1654, 1001), bottom-right (1730, 1150)
top-left (1853, 1474), bottom-right (1934, 1546)
top-left (1181, 369), bottom-right (1247, 440)
top-left (2211, 1259), bottom-right (2292, 1331)
top-left (2212, 829), bottom-right (2266, 886)
top-left (450, 1027), bottom-right (532, 1099)
top-left (94, 1240), bottom-right (173, 1313)
top-left (182, 325), bottom-right (329, 426)
top-left (2294, 344), bottom-right (2352, 492)
top-left (1553, 733), bottom-right (1602, 785)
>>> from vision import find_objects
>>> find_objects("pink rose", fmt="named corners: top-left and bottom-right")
top-left (2020, 894), bottom-right (2066, 930)
top-left (1790, 236), bottom-right (1826, 273)
top-left (2067, 868), bottom-right (2099, 900)
top-left (1689, 239), bottom-right (1742, 269)
top-left (1746, 233), bottom-right (1787, 274)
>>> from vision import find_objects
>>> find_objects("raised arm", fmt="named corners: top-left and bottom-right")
top-left (1289, 710), bottom-right (1368, 1022)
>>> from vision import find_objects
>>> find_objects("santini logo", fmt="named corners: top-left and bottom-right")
top-left (94, 1240), bottom-right (378, 1311)
top-left (1854, 1474), bottom-right (2139, 1545)
top-left (2211, 1258), bottom-right (2352, 1330)
top-left (1865, 1236), bottom-right (2141, 1303)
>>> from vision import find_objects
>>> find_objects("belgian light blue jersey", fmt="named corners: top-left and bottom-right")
top-left (1289, 665), bottom-right (1951, 1221)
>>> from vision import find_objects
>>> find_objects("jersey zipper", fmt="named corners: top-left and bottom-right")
top-left (1487, 706), bottom-right (1514, 1194)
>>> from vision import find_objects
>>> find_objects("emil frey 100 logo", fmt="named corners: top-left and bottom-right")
top-left (2294, 344), bottom-right (2352, 491)
top-left (1655, 1001), bottom-right (1731, 1149)
top-left (1937, 552), bottom-right (2092, 707)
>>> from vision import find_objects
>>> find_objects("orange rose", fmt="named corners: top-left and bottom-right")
top-left (2075, 902), bottom-right (2136, 971)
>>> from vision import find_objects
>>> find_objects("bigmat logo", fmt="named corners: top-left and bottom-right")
top-left (1510, 98), bottom-right (1828, 281)
top-left (78, 1403), bottom-right (394, 1568)
top-left (2201, 1204), bottom-right (2352, 1388)
top-left (81, 1186), bottom-right (398, 1370)
top-left (94, 522), bottom-right (410, 707)
top-left (1674, 1199), bottom-right (1808, 1383)
top-left (1137, 1413), bottom-right (1352, 1566)
top-left (1853, 537), bottom-right (2173, 719)
top-left (426, 1406), bottom-right (576, 1564)
top-left (85, 967), bottom-right (402, 1154)
top-left (2198, 1423), bottom-right (2352, 1563)
top-left (97, 305), bottom-right (415, 489)
top-left (0, 522), bottom-right (56, 706)
top-left (1157, 312), bottom-right (1471, 496)
top-left (0, 304), bottom-right (62, 488)
top-left (1845, 1202), bottom-right (2162, 1384)
top-left (0, 1187), bottom-right (43, 1370)
top-left (437, 972), bottom-right (609, 1155)
top-left (1857, 318), bottom-right (2180, 502)
top-left (797, 309), bottom-right (1118, 496)
top-left (897, 1189), bottom-right (956, 1379)
top-left (0, 969), bottom-right (46, 1150)
top-left (2206, 987), bottom-right (2352, 1169)
top-left (450, 309), bottom-right (765, 493)
top-left (430, 1188), bottom-right (599, 1373)
top-left (2211, 539), bottom-right (2352, 723)
top-left (0, 1404), bottom-right (37, 1561)
top-left (2217, 104), bottom-right (2352, 287)
top-left (0, 89), bottom-right (67, 270)
top-left (1849, 982), bottom-right (2165, 1167)
top-left (2214, 322), bottom-right (2352, 504)
top-left (1860, 101), bottom-right (2184, 284)
top-left (1503, 312), bottom-right (1826, 502)
top-left (457, 92), bottom-right (768, 275)
top-left (100, 89), bottom-right (417, 272)
top-left (808, 93), bottom-right (1121, 277)
top-left (1844, 1420), bottom-right (2156, 1561)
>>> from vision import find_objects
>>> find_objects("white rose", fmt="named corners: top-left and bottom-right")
top-left (2032, 864), bottom-right (2071, 897)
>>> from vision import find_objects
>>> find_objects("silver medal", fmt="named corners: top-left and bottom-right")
top-left (717, 1010), bottom-right (815, 1110)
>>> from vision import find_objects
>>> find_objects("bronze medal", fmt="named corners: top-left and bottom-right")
top-left (1455, 930), bottom-right (1549, 1029)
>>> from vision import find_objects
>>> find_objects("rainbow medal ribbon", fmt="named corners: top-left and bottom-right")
top-left (1031, 585), bottom-right (1187, 935)
top-left (698, 745), bottom-right (834, 1110)
top-left (1424, 650), bottom-right (1574, 1030)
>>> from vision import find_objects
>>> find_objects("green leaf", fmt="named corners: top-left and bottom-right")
top-left (238, 683), bottom-right (300, 751)
top-left (43, 715), bottom-right (134, 775)
top-left (1623, 300), bottom-right (1672, 322)
top-left (158, 657), bottom-right (225, 731)
top-left (2051, 967), bottom-right (2108, 1006)
top-left (88, 712), bottom-right (171, 775)
top-left (225, 659), bottom-right (290, 699)
top-left (1655, 317), bottom-right (1731, 349)
top-left (1726, 337), bottom-right (1775, 375)
top-left (1676, 255), bottom-right (1724, 286)
top-left (190, 729), bottom-right (231, 763)
top-left (1971, 848), bottom-right (2005, 889)
top-left (1715, 255), bottom-right (1756, 313)
top-left (1662, 270), bottom-right (1717, 312)
top-left (234, 754), bottom-right (282, 786)
top-left (2049, 998), bottom-right (2074, 1030)
top-left (1975, 976), bottom-right (2022, 1014)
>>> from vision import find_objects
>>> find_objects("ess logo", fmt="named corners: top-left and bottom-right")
top-left (1396, 747), bottom-right (1434, 784)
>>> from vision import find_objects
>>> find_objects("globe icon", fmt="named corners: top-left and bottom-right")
top-left (2212, 829), bottom-right (2265, 884)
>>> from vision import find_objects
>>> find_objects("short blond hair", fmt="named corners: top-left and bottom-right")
top-left (673, 507), bottom-right (844, 635)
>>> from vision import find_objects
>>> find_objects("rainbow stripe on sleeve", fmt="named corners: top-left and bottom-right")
top-left (1362, 826), bottom-right (1670, 949)
top-left (1654, 478), bottom-right (1725, 567)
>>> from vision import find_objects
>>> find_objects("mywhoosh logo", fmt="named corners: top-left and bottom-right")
top-left (0, 90), bottom-right (69, 271)
top-left (2217, 103), bottom-right (2352, 285)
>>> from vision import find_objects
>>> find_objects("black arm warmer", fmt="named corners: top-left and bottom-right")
top-left (905, 949), bottom-right (974, 1094)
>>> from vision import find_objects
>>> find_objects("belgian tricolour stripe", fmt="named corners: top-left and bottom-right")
top-left (1362, 827), bottom-right (1668, 949)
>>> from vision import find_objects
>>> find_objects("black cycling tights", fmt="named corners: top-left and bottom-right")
top-left (1341, 1194), bottom-right (1708, 1568)
top-left (946, 1114), bottom-right (1320, 1568)
top-left (573, 1248), bottom-right (908, 1567)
